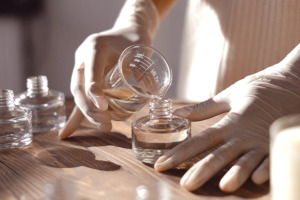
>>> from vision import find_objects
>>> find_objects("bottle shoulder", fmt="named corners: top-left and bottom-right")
top-left (15, 89), bottom-right (65, 107)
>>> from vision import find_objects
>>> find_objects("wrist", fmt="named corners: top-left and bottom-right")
top-left (113, 0), bottom-right (160, 40)
top-left (280, 43), bottom-right (300, 75)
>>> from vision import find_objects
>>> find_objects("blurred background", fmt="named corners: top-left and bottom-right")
top-left (0, 0), bottom-right (187, 99)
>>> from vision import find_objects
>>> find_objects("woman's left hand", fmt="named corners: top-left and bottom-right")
top-left (154, 44), bottom-right (300, 193)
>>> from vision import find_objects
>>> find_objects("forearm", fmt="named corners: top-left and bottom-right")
top-left (113, 0), bottom-right (177, 40)
top-left (152, 0), bottom-right (177, 21)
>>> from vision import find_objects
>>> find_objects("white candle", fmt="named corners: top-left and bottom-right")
top-left (271, 125), bottom-right (300, 200)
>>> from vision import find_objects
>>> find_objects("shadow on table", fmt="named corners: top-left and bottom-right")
top-left (30, 130), bottom-right (123, 171)
top-left (162, 168), bottom-right (269, 199)
top-left (64, 130), bottom-right (132, 149)
top-left (36, 145), bottom-right (121, 171)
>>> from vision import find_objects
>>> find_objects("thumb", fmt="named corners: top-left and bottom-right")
top-left (87, 82), bottom-right (108, 111)
top-left (174, 97), bottom-right (230, 121)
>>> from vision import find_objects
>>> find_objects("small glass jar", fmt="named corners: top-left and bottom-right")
top-left (14, 75), bottom-right (66, 133)
top-left (132, 98), bottom-right (191, 164)
top-left (0, 89), bottom-right (32, 149)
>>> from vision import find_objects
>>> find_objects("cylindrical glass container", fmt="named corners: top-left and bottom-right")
top-left (132, 98), bottom-right (191, 164)
top-left (0, 89), bottom-right (32, 149)
top-left (14, 75), bottom-right (66, 133)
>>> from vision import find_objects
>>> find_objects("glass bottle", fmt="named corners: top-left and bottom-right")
top-left (0, 89), bottom-right (32, 149)
top-left (14, 75), bottom-right (66, 133)
top-left (132, 98), bottom-right (191, 164)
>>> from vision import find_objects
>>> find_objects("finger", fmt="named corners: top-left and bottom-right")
top-left (84, 50), bottom-right (113, 110)
top-left (219, 150), bottom-right (266, 193)
top-left (174, 97), bottom-right (230, 121)
top-left (179, 139), bottom-right (243, 191)
top-left (251, 156), bottom-right (269, 185)
top-left (58, 106), bottom-right (112, 140)
top-left (154, 126), bottom-right (225, 172)
top-left (85, 50), bottom-right (107, 84)
top-left (71, 63), bottom-right (109, 125)
top-left (59, 106), bottom-right (84, 139)
top-left (87, 110), bottom-right (112, 132)
top-left (71, 63), bottom-right (92, 113)
top-left (87, 82), bottom-right (108, 111)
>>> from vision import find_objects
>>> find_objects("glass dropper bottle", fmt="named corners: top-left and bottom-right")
top-left (132, 97), bottom-right (191, 164)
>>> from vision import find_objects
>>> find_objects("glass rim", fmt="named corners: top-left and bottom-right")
top-left (117, 44), bottom-right (172, 99)
top-left (270, 113), bottom-right (300, 139)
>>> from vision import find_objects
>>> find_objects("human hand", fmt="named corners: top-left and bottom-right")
top-left (59, 0), bottom-right (159, 139)
top-left (154, 44), bottom-right (300, 192)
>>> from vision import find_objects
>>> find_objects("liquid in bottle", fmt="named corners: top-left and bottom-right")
top-left (0, 89), bottom-right (32, 149)
top-left (132, 98), bottom-right (191, 164)
top-left (103, 86), bottom-right (149, 121)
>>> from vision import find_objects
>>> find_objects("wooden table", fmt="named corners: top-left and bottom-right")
top-left (0, 99), bottom-right (270, 200)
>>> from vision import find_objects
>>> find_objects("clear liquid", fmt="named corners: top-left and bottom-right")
top-left (0, 113), bottom-right (32, 149)
top-left (132, 118), bottom-right (190, 164)
top-left (103, 88), bottom-right (148, 121)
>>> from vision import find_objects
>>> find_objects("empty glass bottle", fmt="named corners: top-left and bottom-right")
top-left (132, 98), bottom-right (191, 164)
top-left (0, 89), bottom-right (32, 149)
top-left (14, 75), bottom-right (66, 133)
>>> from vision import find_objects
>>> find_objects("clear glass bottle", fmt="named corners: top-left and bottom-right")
top-left (0, 89), bottom-right (32, 149)
top-left (132, 98), bottom-right (191, 164)
top-left (14, 75), bottom-right (66, 133)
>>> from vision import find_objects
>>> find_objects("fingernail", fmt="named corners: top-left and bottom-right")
top-left (180, 173), bottom-right (190, 186)
top-left (181, 175), bottom-right (196, 191)
top-left (219, 166), bottom-right (239, 192)
top-left (154, 156), bottom-right (172, 172)
top-left (156, 155), bottom-right (168, 163)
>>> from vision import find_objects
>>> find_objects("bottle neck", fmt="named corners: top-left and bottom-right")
top-left (149, 98), bottom-right (173, 120)
top-left (0, 89), bottom-right (15, 108)
top-left (27, 75), bottom-right (49, 95)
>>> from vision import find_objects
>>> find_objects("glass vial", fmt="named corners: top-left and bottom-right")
top-left (0, 89), bottom-right (32, 149)
top-left (132, 98), bottom-right (191, 164)
top-left (14, 75), bottom-right (66, 133)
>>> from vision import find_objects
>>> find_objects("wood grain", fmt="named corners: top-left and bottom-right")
top-left (0, 98), bottom-right (270, 200)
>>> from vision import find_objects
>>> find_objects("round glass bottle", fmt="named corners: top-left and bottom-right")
top-left (132, 98), bottom-right (191, 164)
top-left (14, 75), bottom-right (66, 133)
top-left (0, 89), bottom-right (32, 149)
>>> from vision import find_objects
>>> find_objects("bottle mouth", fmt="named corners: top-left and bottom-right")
top-left (117, 44), bottom-right (172, 99)
top-left (149, 97), bottom-right (173, 120)
top-left (27, 75), bottom-right (49, 94)
top-left (0, 89), bottom-right (14, 107)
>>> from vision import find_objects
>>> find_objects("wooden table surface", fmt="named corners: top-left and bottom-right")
top-left (0, 99), bottom-right (270, 200)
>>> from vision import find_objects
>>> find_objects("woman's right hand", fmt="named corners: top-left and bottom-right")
top-left (58, 0), bottom-right (161, 139)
